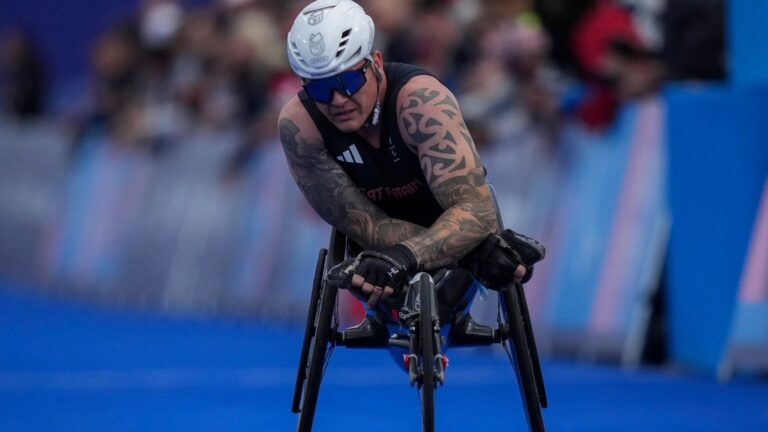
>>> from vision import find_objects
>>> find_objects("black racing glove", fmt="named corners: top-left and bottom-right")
top-left (463, 234), bottom-right (522, 289)
top-left (500, 229), bottom-right (545, 267)
top-left (462, 229), bottom-right (546, 289)
top-left (326, 244), bottom-right (418, 294)
top-left (354, 244), bottom-right (417, 293)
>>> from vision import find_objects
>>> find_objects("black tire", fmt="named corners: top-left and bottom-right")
top-left (417, 273), bottom-right (436, 432)
top-left (292, 248), bottom-right (327, 413)
top-left (500, 286), bottom-right (545, 432)
top-left (296, 282), bottom-right (337, 431)
top-left (295, 230), bottom-right (345, 431)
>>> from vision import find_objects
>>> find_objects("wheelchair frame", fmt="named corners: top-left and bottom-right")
top-left (291, 228), bottom-right (548, 432)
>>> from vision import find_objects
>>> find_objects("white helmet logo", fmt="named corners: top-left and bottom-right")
top-left (309, 33), bottom-right (325, 56)
top-left (307, 10), bottom-right (324, 25)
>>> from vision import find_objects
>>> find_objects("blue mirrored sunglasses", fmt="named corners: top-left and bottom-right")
top-left (303, 60), bottom-right (371, 103)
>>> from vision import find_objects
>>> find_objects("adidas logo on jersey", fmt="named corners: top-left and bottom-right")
top-left (336, 144), bottom-right (364, 164)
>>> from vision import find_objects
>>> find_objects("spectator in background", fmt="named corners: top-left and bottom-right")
top-left (458, 1), bottom-right (561, 150)
top-left (168, 7), bottom-right (237, 133)
top-left (0, 28), bottom-right (46, 119)
top-left (533, 0), bottom-right (595, 74)
top-left (220, 0), bottom-right (285, 129)
top-left (376, 1), bottom-right (462, 90)
top-left (664, 0), bottom-right (725, 81)
top-left (218, 0), bottom-right (296, 181)
top-left (614, 0), bottom-right (665, 52)
top-left (568, 0), bottom-right (640, 128)
top-left (358, 0), bottom-right (416, 60)
top-left (565, 0), bottom-right (664, 129)
top-left (69, 24), bottom-right (141, 156)
top-left (137, 0), bottom-right (188, 153)
top-left (171, 9), bottom-right (222, 125)
top-left (601, 38), bottom-right (664, 102)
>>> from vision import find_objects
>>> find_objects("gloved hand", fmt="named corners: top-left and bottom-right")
top-left (463, 234), bottom-right (524, 289)
top-left (463, 230), bottom-right (546, 289)
top-left (326, 244), bottom-right (418, 308)
top-left (499, 229), bottom-right (545, 267)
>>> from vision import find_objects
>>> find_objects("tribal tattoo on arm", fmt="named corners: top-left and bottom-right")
top-left (398, 85), bottom-right (498, 269)
top-left (278, 117), bottom-right (425, 249)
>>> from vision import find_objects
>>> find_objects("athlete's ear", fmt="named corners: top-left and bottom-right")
top-left (372, 50), bottom-right (384, 80)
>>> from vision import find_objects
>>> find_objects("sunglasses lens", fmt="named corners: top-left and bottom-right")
top-left (304, 78), bottom-right (335, 103)
top-left (338, 70), bottom-right (366, 95)
top-left (304, 63), bottom-right (369, 103)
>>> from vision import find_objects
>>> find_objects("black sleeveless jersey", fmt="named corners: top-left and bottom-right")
top-left (299, 62), bottom-right (444, 228)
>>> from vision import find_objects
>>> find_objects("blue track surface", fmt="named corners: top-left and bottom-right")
top-left (2, 282), bottom-right (767, 432)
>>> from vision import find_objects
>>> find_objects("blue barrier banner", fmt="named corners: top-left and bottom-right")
top-left (540, 99), bottom-right (669, 360)
top-left (666, 85), bottom-right (768, 373)
top-left (587, 99), bottom-right (669, 362)
top-left (545, 106), bottom-right (636, 349)
top-left (721, 178), bottom-right (768, 377)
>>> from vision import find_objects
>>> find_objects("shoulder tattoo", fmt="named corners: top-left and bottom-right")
top-left (399, 87), bottom-right (483, 189)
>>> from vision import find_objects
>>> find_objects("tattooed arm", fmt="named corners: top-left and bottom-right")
top-left (397, 76), bottom-right (499, 269)
top-left (277, 98), bottom-right (425, 250)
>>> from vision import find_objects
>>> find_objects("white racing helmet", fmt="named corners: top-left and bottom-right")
top-left (287, 0), bottom-right (375, 79)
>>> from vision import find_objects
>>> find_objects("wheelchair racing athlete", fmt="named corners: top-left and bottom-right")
top-left (278, 0), bottom-right (541, 339)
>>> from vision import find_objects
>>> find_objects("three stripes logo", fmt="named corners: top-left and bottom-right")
top-left (336, 144), bottom-right (364, 164)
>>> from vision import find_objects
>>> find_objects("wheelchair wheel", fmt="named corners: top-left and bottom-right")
top-left (294, 230), bottom-right (346, 431)
top-left (291, 248), bottom-right (327, 414)
top-left (513, 283), bottom-right (548, 408)
top-left (500, 284), bottom-right (545, 432)
top-left (417, 273), bottom-right (436, 432)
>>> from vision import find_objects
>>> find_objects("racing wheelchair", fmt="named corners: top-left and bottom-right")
top-left (291, 227), bottom-right (548, 432)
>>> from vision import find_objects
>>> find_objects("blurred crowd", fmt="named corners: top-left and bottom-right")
top-left (0, 0), bottom-right (725, 167)
top-left (0, 0), bottom-right (730, 331)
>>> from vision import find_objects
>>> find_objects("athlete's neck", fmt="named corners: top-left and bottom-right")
top-left (359, 68), bottom-right (387, 149)
top-left (358, 123), bottom-right (381, 149)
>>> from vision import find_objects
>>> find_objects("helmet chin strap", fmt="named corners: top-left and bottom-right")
top-left (364, 65), bottom-right (382, 128)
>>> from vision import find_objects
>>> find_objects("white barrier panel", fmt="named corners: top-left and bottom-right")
top-left (1, 121), bottom-right (329, 320)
